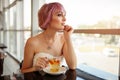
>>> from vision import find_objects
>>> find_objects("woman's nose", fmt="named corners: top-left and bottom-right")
top-left (62, 16), bottom-right (66, 21)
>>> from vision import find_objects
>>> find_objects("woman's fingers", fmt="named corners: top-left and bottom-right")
top-left (64, 25), bottom-right (70, 31)
top-left (64, 25), bottom-right (73, 32)
top-left (36, 57), bottom-right (49, 69)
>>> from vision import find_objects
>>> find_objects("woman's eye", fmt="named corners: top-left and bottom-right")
top-left (57, 14), bottom-right (62, 16)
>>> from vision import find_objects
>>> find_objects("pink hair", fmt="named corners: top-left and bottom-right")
top-left (38, 2), bottom-right (66, 30)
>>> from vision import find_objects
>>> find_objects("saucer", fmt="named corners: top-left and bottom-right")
top-left (43, 67), bottom-right (67, 75)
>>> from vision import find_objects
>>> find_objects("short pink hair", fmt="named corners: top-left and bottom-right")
top-left (38, 2), bottom-right (66, 30)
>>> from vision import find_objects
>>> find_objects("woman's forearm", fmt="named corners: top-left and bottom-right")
top-left (21, 67), bottom-right (36, 73)
top-left (65, 37), bottom-right (77, 69)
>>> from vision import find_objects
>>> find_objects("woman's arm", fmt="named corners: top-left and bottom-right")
top-left (63, 25), bottom-right (77, 69)
top-left (21, 37), bottom-right (49, 73)
top-left (21, 38), bottom-right (37, 73)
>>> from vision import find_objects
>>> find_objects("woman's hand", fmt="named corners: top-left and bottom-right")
top-left (34, 57), bottom-right (49, 70)
top-left (64, 25), bottom-right (74, 39)
top-left (63, 25), bottom-right (77, 69)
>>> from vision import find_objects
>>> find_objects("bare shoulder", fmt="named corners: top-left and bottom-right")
top-left (25, 35), bottom-right (40, 47)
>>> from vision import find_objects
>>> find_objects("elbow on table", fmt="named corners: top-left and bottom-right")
top-left (67, 62), bottom-right (77, 70)
top-left (20, 67), bottom-right (30, 73)
top-left (20, 68), bottom-right (31, 73)
top-left (69, 66), bottom-right (76, 70)
top-left (20, 68), bottom-right (25, 73)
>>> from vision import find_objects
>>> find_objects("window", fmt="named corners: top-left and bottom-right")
top-left (0, 0), bottom-right (31, 61)
top-left (45, 0), bottom-right (120, 76)
top-left (9, 5), bottom-right (16, 55)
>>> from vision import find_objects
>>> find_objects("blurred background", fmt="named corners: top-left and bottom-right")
top-left (0, 0), bottom-right (120, 77)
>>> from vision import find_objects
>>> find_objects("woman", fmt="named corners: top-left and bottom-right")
top-left (21, 2), bottom-right (77, 73)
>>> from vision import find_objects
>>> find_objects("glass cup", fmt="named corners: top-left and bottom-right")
top-left (48, 57), bottom-right (60, 72)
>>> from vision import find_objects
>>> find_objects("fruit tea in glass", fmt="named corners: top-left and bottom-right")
top-left (49, 57), bottom-right (60, 72)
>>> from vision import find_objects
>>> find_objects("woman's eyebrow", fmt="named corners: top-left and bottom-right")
top-left (56, 11), bottom-right (62, 13)
top-left (54, 10), bottom-right (66, 16)
top-left (57, 11), bottom-right (65, 15)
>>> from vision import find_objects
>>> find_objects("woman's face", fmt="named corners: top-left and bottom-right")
top-left (49, 10), bottom-right (66, 30)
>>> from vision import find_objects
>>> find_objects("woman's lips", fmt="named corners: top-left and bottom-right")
top-left (61, 23), bottom-right (65, 26)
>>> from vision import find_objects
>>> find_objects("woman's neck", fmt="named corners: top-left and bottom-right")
top-left (42, 29), bottom-right (57, 40)
top-left (42, 29), bottom-right (58, 50)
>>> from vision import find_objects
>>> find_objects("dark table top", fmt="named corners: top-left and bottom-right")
top-left (23, 69), bottom-right (77, 80)
top-left (0, 69), bottom-right (106, 80)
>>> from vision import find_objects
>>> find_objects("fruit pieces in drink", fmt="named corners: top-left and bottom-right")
top-left (49, 58), bottom-right (60, 72)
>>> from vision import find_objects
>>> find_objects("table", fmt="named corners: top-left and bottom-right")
top-left (0, 68), bottom-right (106, 80)
top-left (23, 69), bottom-right (77, 80)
